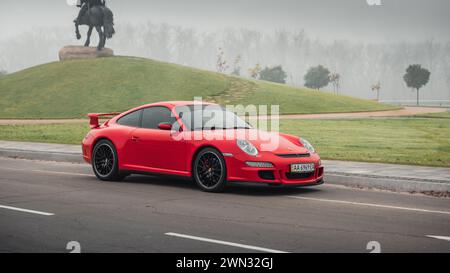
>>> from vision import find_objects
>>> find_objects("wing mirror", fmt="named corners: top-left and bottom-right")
top-left (158, 122), bottom-right (172, 130)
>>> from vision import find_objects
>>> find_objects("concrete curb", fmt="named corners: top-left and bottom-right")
top-left (0, 147), bottom-right (449, 194)
top-left (0, 148), bottom-right (84, 164)
top-left (326, 173), bottom-right (450, 193)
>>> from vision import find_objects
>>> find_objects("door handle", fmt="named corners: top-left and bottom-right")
top-left (131, 136), bottom-right (139, 142)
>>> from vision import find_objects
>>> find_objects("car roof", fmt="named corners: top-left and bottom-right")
top-left (117, 101), bottom-right (218, 117)
top-left (139, 101), bottom-right (218, 108)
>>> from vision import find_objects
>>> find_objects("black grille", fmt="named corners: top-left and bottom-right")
top-left (285, 172), bottom-right (314, 180)
top-left (276, 153), bottom-right (310, 158)
top-left (258, 170), bottom-right (275, 180)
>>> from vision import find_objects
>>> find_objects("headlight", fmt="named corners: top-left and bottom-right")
top-left (299, 138), bottom-right (315, 153)
top-left (237, 139), bottom-right (258, 156)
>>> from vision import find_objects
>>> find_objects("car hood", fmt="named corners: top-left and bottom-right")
top-left (196, 129), bottom-right (310, 154)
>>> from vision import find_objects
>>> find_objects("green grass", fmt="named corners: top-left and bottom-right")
top-left (224, 81), bottom-right (397, 114)
top-left (0, 57), bottom-right (230, 118)
top-left (0, 123), bottom-right (89, 144)
top-left (414, 111), bottom-right (450, 119)
top-left (0, 56), bottom-right (396, 118)
top-left (280, 118), bottom-right (450, 167)
top-left (1, 117), bottom-right (449, 167)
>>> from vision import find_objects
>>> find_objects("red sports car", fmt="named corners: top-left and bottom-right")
top-left (82, 101), bottom-right (324, 192)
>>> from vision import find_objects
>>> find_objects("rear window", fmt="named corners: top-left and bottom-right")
top-left (117, 110), bottom-right (142, 127)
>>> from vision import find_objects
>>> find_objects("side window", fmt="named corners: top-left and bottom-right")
top-left (142, 107), bottom-right (176, 129)
top-left (117, 110), bottom-right (142, 127)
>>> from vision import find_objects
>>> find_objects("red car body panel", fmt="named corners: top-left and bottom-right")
top-left (82, 101), bottom-right (324, 186)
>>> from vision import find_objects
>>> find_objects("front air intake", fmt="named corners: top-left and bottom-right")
top-left (258, 170), bottom-right (275, 180)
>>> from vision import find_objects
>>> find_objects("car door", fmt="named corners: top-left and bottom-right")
top-left (114, 110), bottom-right (143, 170)
top-left (131, 106), bottom-right (188, 174)
top-left (115, 109), bottom-right (143, 169)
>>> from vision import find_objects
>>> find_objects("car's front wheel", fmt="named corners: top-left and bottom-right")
top-left (92, 139), bottom-right (124, 181)
top-left (193, 148), bottom-right (227, 192)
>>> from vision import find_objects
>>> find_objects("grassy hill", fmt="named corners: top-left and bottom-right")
top-left (0, 56), bottom-right (397, 118)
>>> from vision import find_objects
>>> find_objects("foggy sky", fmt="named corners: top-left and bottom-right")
top-left (1, 0), bottom-right (449, 43)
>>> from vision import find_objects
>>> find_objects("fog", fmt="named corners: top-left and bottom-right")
top-left (1, 0), bottom-right (449, 102)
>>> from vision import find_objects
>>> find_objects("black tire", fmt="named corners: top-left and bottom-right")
top-left (92, 139), bottom-right (123, 181)
top-left (193, 147), bottom-right (227, 192)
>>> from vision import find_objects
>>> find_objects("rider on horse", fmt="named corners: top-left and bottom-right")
top-left (74, 0), bottom-right (105, 24)
top-left (73, 0), bottom-right (115, 50)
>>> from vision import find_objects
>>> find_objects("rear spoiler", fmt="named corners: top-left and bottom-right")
top-left (87, 112), bottom-right (121, 129)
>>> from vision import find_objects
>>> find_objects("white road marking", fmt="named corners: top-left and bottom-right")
top-left (0, 205), bottom-right (54, 216)
top-left (0, 166), bottom-right (92, 177)
top-left (426, 235), bottom-right (450, 242)
top-left (288, 196), bottom-right (450, 215)
top-left (165, 232), bottom-right (288, 253)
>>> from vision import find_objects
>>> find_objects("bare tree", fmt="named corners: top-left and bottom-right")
top-left (329, 73), bottom-right (341, 95)
top-left (424, 39), bottom-right (439, 93)
top-left (371, 82), bottom-right (381, 101)
top-left (173, 27), bottom-right (197, 66)
top-left (231, 54), bottom-right (242, 76)
top-left (216, 47), bottom-right (229, 73)
top-left (248, 63), bottom-right (262, 79)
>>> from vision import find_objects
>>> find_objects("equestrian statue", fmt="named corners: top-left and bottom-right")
top-left (73, 0), bottom-right (115, 50)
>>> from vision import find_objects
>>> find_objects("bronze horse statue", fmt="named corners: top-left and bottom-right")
top-left (74, 2), bottom-right (115, 50)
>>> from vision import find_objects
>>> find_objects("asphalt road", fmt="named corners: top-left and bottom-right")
top-left (0, 157), bottom-right (449, 253)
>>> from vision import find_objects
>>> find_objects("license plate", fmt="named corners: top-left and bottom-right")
top-left (290, 163), bottom-right (315, 173)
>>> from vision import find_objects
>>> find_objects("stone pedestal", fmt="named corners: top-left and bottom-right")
top-left (59, 46), bottom-right (114, 61)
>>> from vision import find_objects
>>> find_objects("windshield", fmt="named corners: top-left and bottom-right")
top-left (175, 105), bottom-right (251, 131)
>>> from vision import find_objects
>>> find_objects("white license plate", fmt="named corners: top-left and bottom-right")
top-left (290, 163), bottom-right (315, 173)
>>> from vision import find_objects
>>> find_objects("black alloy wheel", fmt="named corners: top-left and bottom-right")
top-left (92, 139), bottom-right (124, 181)
top-left (193, 148), bottom-right (227, 192)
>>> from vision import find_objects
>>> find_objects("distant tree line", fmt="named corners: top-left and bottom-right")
top-left (216, 46), bottom-right (433, 105)
top-left (0, 23), bottom-right (447, 102)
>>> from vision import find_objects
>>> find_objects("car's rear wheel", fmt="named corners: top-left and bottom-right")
top-left (92, 139), bottom-right (124, 181)
top-left (193, 148), bottom-right (227, 192)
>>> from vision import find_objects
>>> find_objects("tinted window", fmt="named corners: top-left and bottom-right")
top-left (117, 110), bottom-right (142, 127)
top-left (142, 107), bottom-right (176, 129)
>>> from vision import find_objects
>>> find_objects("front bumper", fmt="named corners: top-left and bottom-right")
top-left (224, 151), bottom-right (324, 186)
